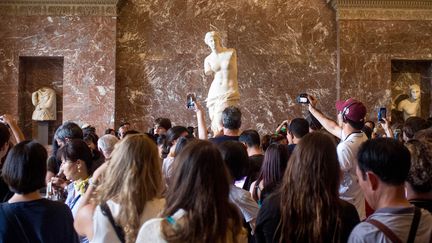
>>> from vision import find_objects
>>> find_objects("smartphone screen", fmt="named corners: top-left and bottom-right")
top-left (186, 94), bottom-right (196, 110)
top-left (299, 97), bottom-right (308, 103)
top-left (378, 107), bottom-right (387, 121)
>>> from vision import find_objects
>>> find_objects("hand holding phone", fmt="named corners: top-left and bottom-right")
top-left (378, 107), bottom-right (387, 122)
top-left (296, 93), bottom-right (309, 104)
top-left (186, 93), bottom-right (196, 110)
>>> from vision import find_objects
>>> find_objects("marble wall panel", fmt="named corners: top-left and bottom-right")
top-left (339, 20), bottom-right (432, 120)
top-left (116, 0), bottom-right (338, 134)
top-left (0, 16), bottom-right (116, 136)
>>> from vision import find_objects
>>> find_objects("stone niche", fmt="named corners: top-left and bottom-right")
top-left (19, 57), bottom-right (64, 144)
top-left (391, 60), bottom-right (432, 123)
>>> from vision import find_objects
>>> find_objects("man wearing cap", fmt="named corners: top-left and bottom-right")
top-left (308, 95), bottom-right (368, 219)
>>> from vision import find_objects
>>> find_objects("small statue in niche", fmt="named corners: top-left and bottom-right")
top-left (204, 31), bottom-right (240, 134)
top-left (397, 84), bottom-right (421, 121)
top-left (32, 87), bottom-right (56, 121)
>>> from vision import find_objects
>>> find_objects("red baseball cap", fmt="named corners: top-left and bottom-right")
top-left (335, 98), bottom-right (366, 123)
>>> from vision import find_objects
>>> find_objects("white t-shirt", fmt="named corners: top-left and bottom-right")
top-left (136, 209), bottom-right (248, 243)
top-left (91, 198), bottom-right (165, 243)
top-left (337, 131), bottom-right (368, 219)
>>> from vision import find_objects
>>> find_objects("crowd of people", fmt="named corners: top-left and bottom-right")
top-left (0, 94), bottom-right (431, 243)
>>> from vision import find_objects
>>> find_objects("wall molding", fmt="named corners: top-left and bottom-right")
top-left (328, 0), bottom-right (432, 20)
top-left (0, 0), bottom-right (119, 16)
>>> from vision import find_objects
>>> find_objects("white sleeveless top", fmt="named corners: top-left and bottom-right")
top-left (91, 198), bottom-right (165, 243)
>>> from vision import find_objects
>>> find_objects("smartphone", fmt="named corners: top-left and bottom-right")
top-left (296, 93), bottom-right (309, 104)
top-left (186, 93), bottom-right (196, 110)
top-left (378, 107), bottom-right (387, 122)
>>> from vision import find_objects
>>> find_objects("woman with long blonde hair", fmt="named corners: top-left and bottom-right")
top-left (74, 134), bottom-right (164, 243)
top-left (255, 132), bottom-right (360, 243)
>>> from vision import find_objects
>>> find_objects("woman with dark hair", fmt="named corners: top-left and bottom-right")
top-left (255, 132), bottom-right (360, 243)
top-left (162, 136), bottom-right (193, 188)
top-left (83, 132), bottom-right (105, 172)
top-left (0, 141), bottom-right (78, 243)
top-left (250, 143), bottom-right (288, 206)
top-left (136, 140), bottom-right (246, 242)
top-left (162, 126), bottom-right (189, 185)
top-left (0, 114), bottom-right (25, 202)
top-left (0, 123), bottom-right (12, 202)
top-left (57, 139), bottom-right (93, 219)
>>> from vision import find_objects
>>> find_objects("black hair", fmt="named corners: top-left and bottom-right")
top-left (0, 123), bottom-right (10, 148)
top-left (218, 141), bottom-right (249, 181)
top-left (345, 119), bottom-right (364, 130)
top-left (289, 118), bottom-right (309, 138)
top-left (362, 125), bottom-right (373, 139)
top-left (306, 112), bottom-right (322, 130)
top-left (57, 139), bottom-right (94, 175)
top-left (82, 126), bottom-right (97, 137)
top-left (357, 138), bottom-right (411, 185)
top-left (2, 141), bottom-right (47, 194)
top-left (222, 106), bottom-right (242, 130)
top-left (156, 134), bottom-right (169, 159)
top-left (83, 132), bottom-right (99, 147)
top-left (166, 126), bottom-right (189, 145)
top-left (186, 126), bottom-right (195, 137)
top-left (174, 137), bottom-right (192, 156)
top-left (54, 122), bottom-right (83, 143)
top-left (403, 117), bottom-right (428, 139)
top-left (154, 118), bottom-right (172, 130)
top-left (239, 129), bottom-right (260, 147)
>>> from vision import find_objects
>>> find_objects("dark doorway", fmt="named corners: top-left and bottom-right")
top-left (19, 56), bottom-right (63, 144)
top-left (391, 60), bottom-right (432, 124)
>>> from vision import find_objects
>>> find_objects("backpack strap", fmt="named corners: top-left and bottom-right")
top-left (100, 202), bottom-right (125, 243)
top-left (366, 219), bottom-right (402, 243)
top-left (407, 207), bottom-right (421, 243)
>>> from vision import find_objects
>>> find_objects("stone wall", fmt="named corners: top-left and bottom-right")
top-left (0, 16), bottom-right (116, 136)
top-left (339, 20), bottom-right (432, 120)
top-left (116, 0), bottom-right (338, 134)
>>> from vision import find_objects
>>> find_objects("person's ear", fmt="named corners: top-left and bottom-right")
top-left (366, 171), bottom-right (379, 191)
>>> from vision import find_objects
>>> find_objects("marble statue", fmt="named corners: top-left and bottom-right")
top-left (32, 87), bottom-right (56, 121)
top-left (204, 31), bottom-right (240, 133)
top-left (397, 84), bottom-right (421, 120)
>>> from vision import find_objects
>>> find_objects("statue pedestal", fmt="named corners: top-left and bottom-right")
top-left (36, 121), bottom-right (49, 146)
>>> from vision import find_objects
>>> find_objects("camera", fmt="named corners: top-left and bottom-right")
top-left (296, 93), bottom-right (309, 104)
top-left (186, 93), bottom-right (196, 110)
top-left (378, 107), bottom-right (386, 122)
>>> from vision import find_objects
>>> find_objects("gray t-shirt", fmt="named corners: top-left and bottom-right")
top-left (229, 185), bottom-right (259, 223)
top-left (348, 206), bottom-right (432, 243)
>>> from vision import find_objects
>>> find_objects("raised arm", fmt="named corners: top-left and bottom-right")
top-left (193, 101), bottom-right (208, 140)
top-left (0, 114), bottom-right (25, 143)
top-left (307, 95), bottom-right (342, 138)
top-left (381, 118), bottom-right (394, 138)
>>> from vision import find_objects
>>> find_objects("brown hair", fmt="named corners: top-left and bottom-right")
top-left (97, 134), bottom-right (162, 243)
top-left (405, 139), bottom-right (432, 193)
top-left (161, 140), bottom-right (243, 242)
top-left (278, 132), bottom-right (342, 243)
